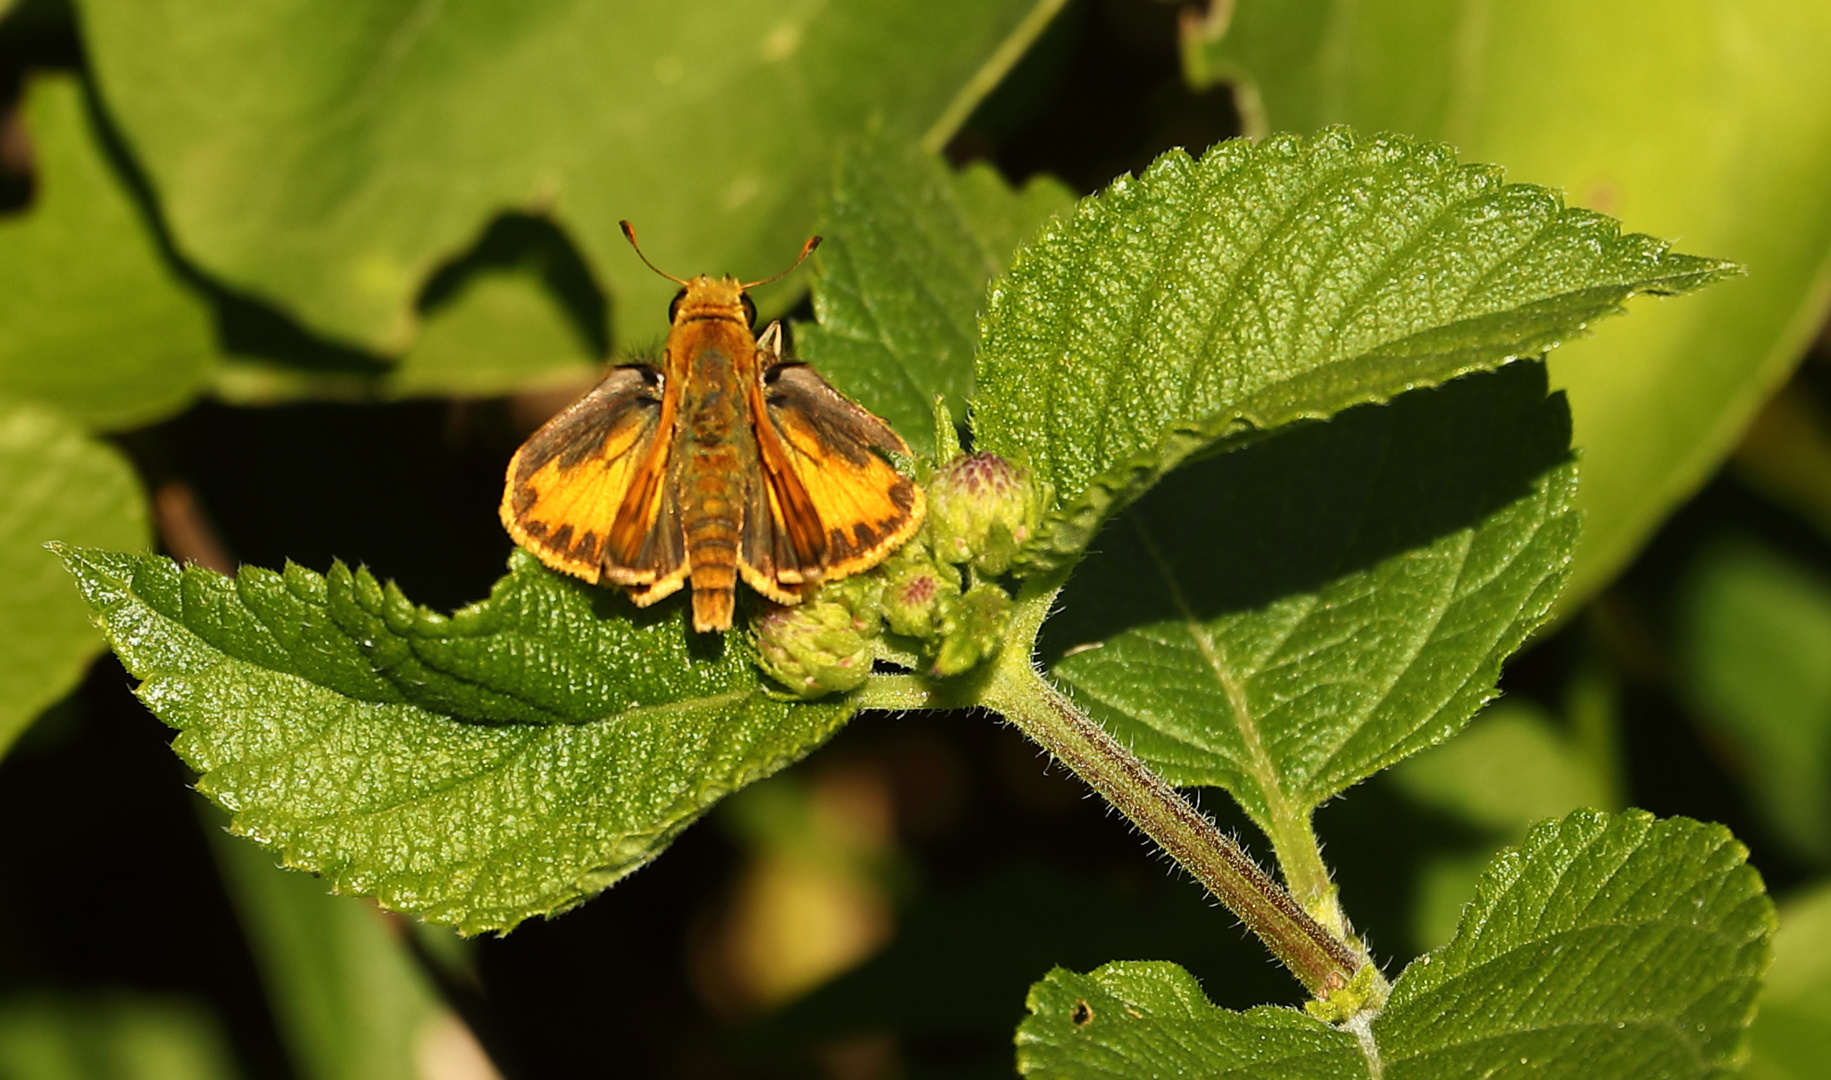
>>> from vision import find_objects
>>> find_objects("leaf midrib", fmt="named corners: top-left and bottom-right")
top-left (1127, 511), bottom-right (1293, 827)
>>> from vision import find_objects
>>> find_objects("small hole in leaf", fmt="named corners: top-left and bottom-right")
top-left (1070, 999), bottom-right (1093, 1027)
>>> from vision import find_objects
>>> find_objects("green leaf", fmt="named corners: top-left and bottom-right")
top-left (59, 547), bottom-right (852, 934)
top-left (0, 73), bottom-right (213, 429)
top-left (0, 401), bottom-right (147, 757)
top-left (0, 994), bottom-right (239, 1080)
top-left (205, 805), bottom-right (454, 1080)
top-left (1046, 362), bottom-right (1577, 831)
top-left (1185, 0), bottom-right (1831, 608)
top-left (1019, 810), bottom-right (1773, 1080)
top-left (1019, 962), bottom-right (1362, 1079)
top-left (972, 128), bottom-right (1731, 565)
top-left (1745, 881), bottom-right (1831, 1080)
top-left (796, 131), bottom-right (1073, 453)
top-left (80, 0), bottom-right (1062, 351)
top-left (1375, 810), bottom-right (1772, 1078)
top-left (1678, 540), bottom-right (1831, 862)
top-left (213, 213), bottom-right (606, 405)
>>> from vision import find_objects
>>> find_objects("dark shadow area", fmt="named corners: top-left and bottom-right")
top-left (420, 213), bottom-right (610, 359)
top-left (126, 398), bottom-right (520, 614)
top-left (1041, 361), bottom-right (1571, 663)
top-left (0, 0), bottom-right (80, 211)
top-left (0, 661), bottom-right (295, 1080)
top-left (948, 0), bottom-right (1241, 194)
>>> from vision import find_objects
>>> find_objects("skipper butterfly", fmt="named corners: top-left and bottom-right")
top-left (500, 223), bottom-right (924, 632)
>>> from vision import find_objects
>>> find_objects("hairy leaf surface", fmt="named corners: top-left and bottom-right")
top-left (1047, 364), bottom-right (1576, 826)
top-left (972, 128), bottom-right (1732, 564)
top-left (61, 547), bottom-right (850, 933)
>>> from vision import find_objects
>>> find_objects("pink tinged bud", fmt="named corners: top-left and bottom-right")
top-left (881, 553), bottom-right (961, 640)
top-left (751, 597), bottom-right (875, 698)
top-left (927, 452), bottom-right (1042, 577)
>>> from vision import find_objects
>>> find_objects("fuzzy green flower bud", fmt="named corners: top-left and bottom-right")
top-left (752, 594), bottom-right (875, 698)
top-left (927, 452), bottom-right (1041, 577)
top-left (879, 542), bottom-right (962, 639)
top-left (929, 581), bottom-right (1013, 677)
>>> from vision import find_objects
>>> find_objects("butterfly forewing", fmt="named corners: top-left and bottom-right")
top-left (501, 365), bottom-right (687, 595)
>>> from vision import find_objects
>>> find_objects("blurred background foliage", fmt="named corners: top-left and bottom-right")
top-left (0, 1), bottom-right (1827, 1078)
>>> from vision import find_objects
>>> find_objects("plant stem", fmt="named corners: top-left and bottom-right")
top-left (978, 575), bottom-right (1366, 997)
top-left (1260, 809), bottom-right (1348, 941)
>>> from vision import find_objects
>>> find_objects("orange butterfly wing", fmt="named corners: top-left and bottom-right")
top-left (739, 326), bottom-right (924, 599)
top-left (499, 365), bottom-right (689, 605)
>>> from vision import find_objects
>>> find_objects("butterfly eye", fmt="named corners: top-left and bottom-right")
top-left (740, 293), bottom-right (757, 327)
top-left (667, 288), bottom-right (688, 323)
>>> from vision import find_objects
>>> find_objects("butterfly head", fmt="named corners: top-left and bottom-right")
top-left (620, 220), bottom-right (820, 330)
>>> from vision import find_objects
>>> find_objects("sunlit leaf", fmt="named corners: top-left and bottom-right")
top-left (61, 547), bottom-right (851, 933)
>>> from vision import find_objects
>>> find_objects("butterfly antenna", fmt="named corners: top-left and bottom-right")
top-left (742, 235), bottom-right (822, 290)
top-left (619, 221), bottom-right (689, 285)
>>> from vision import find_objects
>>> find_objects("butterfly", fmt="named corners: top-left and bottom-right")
top-left (500, 222), bottom-right (924, 632)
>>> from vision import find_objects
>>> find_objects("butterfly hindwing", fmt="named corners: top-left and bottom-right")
top-left (743, 328), bottom-right (923, 594)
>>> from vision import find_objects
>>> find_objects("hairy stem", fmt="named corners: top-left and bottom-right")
top-left (977, 574), bottom-right (1366, 997)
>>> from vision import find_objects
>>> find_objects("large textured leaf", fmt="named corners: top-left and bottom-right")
top-left (1046, 363), bottom-right (1576, 829)
top-left (0, 74), bottom-right (213, 429)
top-left (796, 131), bottom-right (1073, 453)
top-left (972, 128), bottom-right (1730, 564)
top-left (80, 0), bottom-right (1059, 351)
top-left (1679, 540), bottom-right (1831, 863)
top-left (1018, 810), bottom-right (1773, 1080)
top-left (1186, 0), bottom-right (1831, 607)
top-left (0, 402), bottom-right (146, 757)
top-left (60, 547), bottom-right (851, 934)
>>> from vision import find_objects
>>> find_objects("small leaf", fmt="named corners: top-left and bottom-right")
top-left (1047, 363), bottom-right (1576, 829)
top-left (1018, 810), bottom-right (1773, 1080)
top-left (1678, 540), bottom-right (1831, 862)
top-left (0, 74), bottom-right (213, 429)
top-left (1018, 962), bottom-right (1362, 1079)
top-left (971, 128), bottom-right (1733, 565)
top-left (1375, 810), bottom-right (1772, 1078)
top-left (0, 401), bottom-right (147, 757)
top-left (59, 547), bottom-right (852, 933)
top-left (797, 131), bottom-right (1072, 454)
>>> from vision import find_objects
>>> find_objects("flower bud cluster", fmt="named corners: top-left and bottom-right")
top-left (752, 451), bottom-right (1043, 697)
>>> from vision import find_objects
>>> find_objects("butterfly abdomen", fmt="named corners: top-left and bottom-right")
top-left (676, 326), bottom-right (753, 632)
